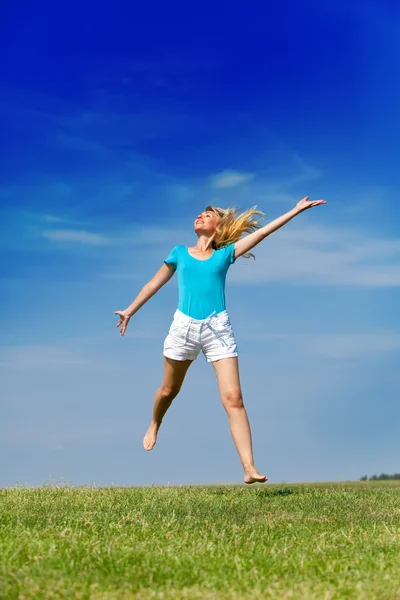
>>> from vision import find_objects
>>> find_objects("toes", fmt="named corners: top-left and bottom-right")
top-left (143, 434), bottom-right (156, 451)
top-left (244, 473), bottom-right (268, 484)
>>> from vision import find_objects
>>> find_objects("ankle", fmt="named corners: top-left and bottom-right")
top-left (243, 463), bottom-right (255, 471)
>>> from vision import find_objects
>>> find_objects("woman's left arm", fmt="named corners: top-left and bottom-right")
top-left (234, 196), bottom-right (327, 259)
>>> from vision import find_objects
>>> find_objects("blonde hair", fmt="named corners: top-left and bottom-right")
top-left (205, 204), bottom-right (264, 259)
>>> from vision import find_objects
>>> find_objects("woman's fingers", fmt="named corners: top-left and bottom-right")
top-left (114, 311), bottom-right (124, 328)
top-left (298, 197), bottom-right (327, 208)
top-left (302, 199), bottom-right (327, 209)
top-left (114, 310), bottom-right (131, 336)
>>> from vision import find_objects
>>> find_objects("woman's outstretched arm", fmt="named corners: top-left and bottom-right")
top-left (234, 196), bottom-right (327, 259)
top-left (114, 263), bottom-right (175, 336)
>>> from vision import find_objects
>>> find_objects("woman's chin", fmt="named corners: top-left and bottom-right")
top-left (194, 226), bottom-right (212, 236)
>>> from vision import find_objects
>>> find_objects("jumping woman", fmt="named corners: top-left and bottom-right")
top-left (114, 196), bottom-right (326, 484)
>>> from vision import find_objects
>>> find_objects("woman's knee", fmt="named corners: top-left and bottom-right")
top-left (159, 383), bottom-right (180, 401)
top-left (221, 389), bottom-right (244, 410)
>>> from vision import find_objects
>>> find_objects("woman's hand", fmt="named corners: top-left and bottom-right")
top-left (114, 310), bottom-right (131, 337)
top-left (296, 196), bottom-right (327, 212)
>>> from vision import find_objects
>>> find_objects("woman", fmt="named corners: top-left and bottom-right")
top-left (115, 196), bottom-right (326, 484)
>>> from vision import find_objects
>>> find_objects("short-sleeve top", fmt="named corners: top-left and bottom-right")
top-left (164, 244), bottom-right (236, 320)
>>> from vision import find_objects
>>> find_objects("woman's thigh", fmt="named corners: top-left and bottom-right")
top-left (160, 356), bottom-right (193, 395)
top-left (211, 356), bottom-right (243, 403)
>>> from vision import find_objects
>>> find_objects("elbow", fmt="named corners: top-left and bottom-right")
top-left (144, 280), bottom-right (159, 295)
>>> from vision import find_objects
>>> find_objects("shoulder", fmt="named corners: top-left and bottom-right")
top-left (173, 245), bottom-right (186, 258)
top-left (165, 245), bottom-right (185, 267)
top-left (216, 243), bottom-right (236, 264)
top-left (168, 244), bottom-right (186, 254)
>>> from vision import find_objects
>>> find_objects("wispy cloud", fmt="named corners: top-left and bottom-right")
top-left (42, 214), bottom-right (72, 224)
top-left (42, 229), bottom-right (109, 245)
top-left (308, 332), bottom-right (400, 359)
top-left (0, 84), bottom-right (197, 163)
top-left (0, 344), bottom-right (121, 370)
top-left (99, 220), bottom-right (400, 288)
top-left (289, 154), bottom-right (323, 185)
top-left (229, 223), bottom-right (400, 288)
top-left (240, 331), bottom-right (400, 359)
top-left (210, 170), bottom-right (255, 189)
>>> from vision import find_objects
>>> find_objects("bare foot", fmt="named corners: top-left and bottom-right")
top-left (244, 469), bottom-right (268, 485)
top-left (143, 423), bottom-right (159, 451)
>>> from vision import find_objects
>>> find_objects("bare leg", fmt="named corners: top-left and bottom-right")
top-left (143, 356), bottom-right (193, 451)
top-left (212, 357), bottom-right (267, 484)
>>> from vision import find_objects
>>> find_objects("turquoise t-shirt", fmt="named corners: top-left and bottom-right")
top-left (164, 244), bottom-right (236, 320)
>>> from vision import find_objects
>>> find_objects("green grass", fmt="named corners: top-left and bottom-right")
top-left (1, 481), bottom-right (400, 599)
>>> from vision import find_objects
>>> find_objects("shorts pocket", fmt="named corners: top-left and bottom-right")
top-left (216, 315), bottom-right (232, 331)
top-left (169, 315), bottom-right (186, 336)
top-left (169, 321), bottom-right (180, 334)
top-left (214, 320), bottom-right (235, 346)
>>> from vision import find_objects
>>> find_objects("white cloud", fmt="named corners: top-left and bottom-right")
top-left (240, 331), bottom-right (400, 359)
top-left (229, 223), bottom-right (400, 287)
top-left (210, 170), bottom-right (255, 189)
top-left (309, 332), bottom-right (400, 359)
top-left (42, 215), bottom-right (68, 223)
top-left (42, 229), bottom-right (108, 245)
top-left (0, 344), bottom-right (122, 370)
top-left (115, 226), bottom-right (190, 246)
top-left (42, 214), bottom-right (79, 224)
top-left (102, 220), bottom-right (400, 288)
top-left (241, 155), bottom-right (322, 195)
top-left (164, 184), bottom-right (194, 202)
top-left (289, 154), bottom-right (323, 185)
top-left (92, 211), bottom-right (400, 291)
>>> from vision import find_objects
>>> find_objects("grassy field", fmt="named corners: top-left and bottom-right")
top-left (1, 481), bottom-right (400, 599)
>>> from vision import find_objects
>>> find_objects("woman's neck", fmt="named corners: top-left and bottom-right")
top-left (192, 235), bottom-right (214, 252)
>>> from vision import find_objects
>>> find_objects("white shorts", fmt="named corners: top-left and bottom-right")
top-left (163, 309), bottom-right (239, 363)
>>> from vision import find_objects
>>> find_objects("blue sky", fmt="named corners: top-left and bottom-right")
top-left (1, 0), bottom-right (399, 487)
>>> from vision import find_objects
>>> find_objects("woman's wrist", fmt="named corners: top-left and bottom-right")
top-left (292, 205), bottom-right (304, 216)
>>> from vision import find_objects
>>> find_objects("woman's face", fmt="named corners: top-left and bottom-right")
top-left (194, 209), bottom-right (219, 236)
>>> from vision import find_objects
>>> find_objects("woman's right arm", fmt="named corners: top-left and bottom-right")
top-left (114, 262), bottom-right (175, 336)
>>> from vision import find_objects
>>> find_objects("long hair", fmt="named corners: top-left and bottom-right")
top-left (205, 204), bottom-right (264, 259)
